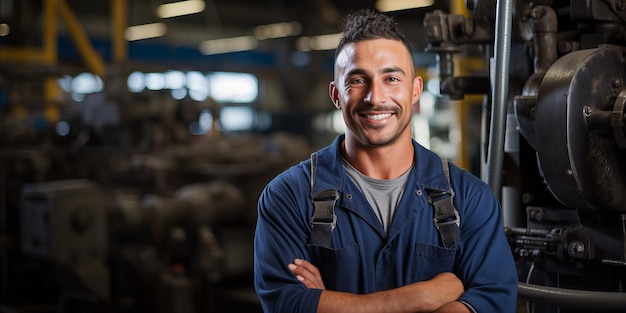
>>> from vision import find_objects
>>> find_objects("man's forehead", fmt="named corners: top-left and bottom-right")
top-left (334, 39), bottom-right (413, 75)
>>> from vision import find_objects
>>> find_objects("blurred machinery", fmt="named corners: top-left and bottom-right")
top-left (0, 53), bottom-right (313, 313)
top-left (0, 71), bottom-right (312, 313)
top-left (0, 1), bottom-right (318, 312)
top-left (0, 67), bottom-right (312, 312)
top-left (424, 0), bottom-right (626, 312)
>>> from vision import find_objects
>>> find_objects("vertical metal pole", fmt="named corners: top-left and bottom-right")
top-left (44, 0), bottom-right (59, 63)
top-left (486, 0), bottom-right (513, 199)
top-left (112, 0), bottom-right (128, 63)
top-left (44, 0), bottom-right (60, 123)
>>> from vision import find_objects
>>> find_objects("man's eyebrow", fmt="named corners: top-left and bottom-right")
top-left (381, 66), bottom-right (406, 76)
top-left (345, 66), bottom-right (406, 78)
top-left (345, 68), bottom-right (368, 77)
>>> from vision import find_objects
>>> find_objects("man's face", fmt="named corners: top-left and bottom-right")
top-left (330, 38), bottom-right (422, 148)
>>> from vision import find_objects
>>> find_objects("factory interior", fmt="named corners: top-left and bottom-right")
top-left (2, 0), bottom-right (626, 312)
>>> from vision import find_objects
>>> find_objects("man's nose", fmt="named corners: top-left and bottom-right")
top-left (364, 81), bottom-right (387, 104)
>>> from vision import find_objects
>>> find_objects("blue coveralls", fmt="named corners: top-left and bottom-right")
top-left (254, 135), bottom-right (518, 313)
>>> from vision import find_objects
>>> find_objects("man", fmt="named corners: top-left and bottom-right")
top-left (254, 8), bottom-right (518, 313)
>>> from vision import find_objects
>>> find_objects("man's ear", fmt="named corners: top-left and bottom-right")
top-left (329, 81), bottom-right (340, 109)
top-left (412, 76), bottom-right (423, 104)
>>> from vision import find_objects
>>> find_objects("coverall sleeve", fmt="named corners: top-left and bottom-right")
top-left (455, 173), bottom-right (519, 312)
top-left (254, 169), bottom-right (322, 313)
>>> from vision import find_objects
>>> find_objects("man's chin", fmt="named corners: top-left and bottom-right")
top-left (361, 134), bottom-right (400, 147)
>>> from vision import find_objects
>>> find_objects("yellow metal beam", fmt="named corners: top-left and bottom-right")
top-left (111, 0), bottom-right (128, 63)
top-left (449, 0), bottom-right (481, 171)
top-left (44, 78), bottom-right (61, 122)
top-left (44, 0), bottom-right (59, 63)
top-left (0, 0), bottom-right (106, 76)
top-left (57, 0), bottom-right (106, 77)
top-left (0, 47), bottom-right (50, 63)
top-left (43, 0), bottom-right (61, 123)
top-left (0, 0), bottom-right (58, 64)
top-left (0, 0), bottom-right (108, 124)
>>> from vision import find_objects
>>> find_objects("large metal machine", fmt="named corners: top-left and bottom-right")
top-left (424, 0), bottom-right (626, 312)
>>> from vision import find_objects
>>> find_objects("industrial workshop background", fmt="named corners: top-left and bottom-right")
top-left (2, 1), bottom-right (626, 313)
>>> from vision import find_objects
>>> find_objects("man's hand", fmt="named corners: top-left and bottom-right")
top-left (288, 258), bottom-right (326, 290)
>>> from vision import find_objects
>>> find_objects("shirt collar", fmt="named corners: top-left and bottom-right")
top-left (310, 135), bottom-right (453, 196)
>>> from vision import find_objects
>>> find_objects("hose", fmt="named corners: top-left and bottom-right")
top-left (519, 282), bottom-right (626, 310)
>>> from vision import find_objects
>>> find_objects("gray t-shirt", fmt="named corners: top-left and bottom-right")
top-left (342, 157), bottom-right (412, 232)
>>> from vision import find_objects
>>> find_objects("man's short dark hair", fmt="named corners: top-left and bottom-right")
top-left (335, 9), bottom-right (414, 61)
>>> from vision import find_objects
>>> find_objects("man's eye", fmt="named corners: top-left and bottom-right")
top-left (349, 78), bottom-right (365, 84)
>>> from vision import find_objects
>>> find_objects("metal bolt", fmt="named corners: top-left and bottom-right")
top-left (529, 210), bottom-right (544, 222)
top-left (568, 241), bottom-right (585, 257)
top-left (521, 192), bottom-right (534, 204)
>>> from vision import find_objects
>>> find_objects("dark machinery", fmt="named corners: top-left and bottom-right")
top-left (19, 178), bottom-right (247, 313)
top-left (424, 0), bottom-right (626, 312)
top-left (0, 61), bottom-right (312, 312)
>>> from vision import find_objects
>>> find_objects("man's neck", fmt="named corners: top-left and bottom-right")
top-left (341, 137), bottom-right (414, 180)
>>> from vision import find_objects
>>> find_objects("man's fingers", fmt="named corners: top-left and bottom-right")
top-left (294, 258), bottom-right (321, 275)
top-left (288, 259), bottom-right (326, 290)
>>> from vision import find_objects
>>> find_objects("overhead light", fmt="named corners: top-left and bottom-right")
top-left (0, 23), bottom-right (9, 36)
top-left (376, 0), bottom-right (435, 12)
top-left (199, 36), bottom-right (258, 55)
top-left (125, 23), bottom-right (167, 41)
top-left (254, 22), bottom-right (302, 40)
top-left (295, 33), bottom-right (343, 51)
top-left (157, 0), bottom-right (206, 19)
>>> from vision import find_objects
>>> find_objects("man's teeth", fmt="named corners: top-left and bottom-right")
top-left (366, 113), bottom-right (392, 120)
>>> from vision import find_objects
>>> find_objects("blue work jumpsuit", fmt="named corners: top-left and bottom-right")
top-left (254, 135), bottom-right (518, 312)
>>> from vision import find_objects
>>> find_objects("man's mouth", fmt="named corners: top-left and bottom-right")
top-left (364, 113), bottom-right (392, 120)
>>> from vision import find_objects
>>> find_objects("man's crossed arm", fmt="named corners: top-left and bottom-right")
top-left (288, 259), bottom-right (470, 313)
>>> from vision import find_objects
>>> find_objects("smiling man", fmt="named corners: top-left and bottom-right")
top-left (254, 8), bottom-right (518, 313)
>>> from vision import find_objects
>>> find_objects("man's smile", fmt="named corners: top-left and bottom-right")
top-left (363, 113), bottom-right (393, 120)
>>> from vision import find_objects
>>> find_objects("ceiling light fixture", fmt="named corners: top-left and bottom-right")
top-left (375, 0), bottom-right (435, 12)
top-left (295, 33), bottom-right (343, 51)
top-left (199, 36), bottom-right (258, 55)
top-left (125, 23), bottom-right (167, 41)
top-left (254, 22), bottom-right (302, 40)
top-left (157, 0), bottom-right (206, 19)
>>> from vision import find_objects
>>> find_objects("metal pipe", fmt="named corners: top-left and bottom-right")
top-left (485, 0), bottom-right (513, 199)
top-left (519, 282), bottom-right (626, 310)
